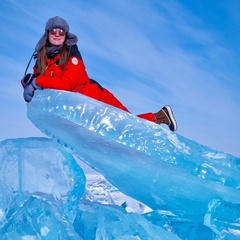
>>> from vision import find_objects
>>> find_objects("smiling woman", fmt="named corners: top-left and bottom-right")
top-left (20, 16), bottom-right (177, 132)
top-left (48, 28), bottom-right (66, 46)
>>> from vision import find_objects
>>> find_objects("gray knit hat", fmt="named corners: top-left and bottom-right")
top-left (35, 16), bottom-right (78, 52)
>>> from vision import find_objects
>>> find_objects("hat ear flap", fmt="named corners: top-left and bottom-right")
top-left (35, 32), bottom-right (48, 52)
top-left (66, 32), bottom-right (78, 46)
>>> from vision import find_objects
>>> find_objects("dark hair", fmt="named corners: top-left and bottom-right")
top-left (37, 39), bottom-right (69, 75)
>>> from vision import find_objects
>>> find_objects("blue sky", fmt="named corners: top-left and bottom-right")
top-left (0, 0), bottom-right (239, 157)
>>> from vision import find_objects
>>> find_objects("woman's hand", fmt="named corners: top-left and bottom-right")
top-left (21, 73), bottom-right (42, 102)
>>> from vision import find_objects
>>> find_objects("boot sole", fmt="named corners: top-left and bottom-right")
top-left (163, 105), bottom-right (178, 131)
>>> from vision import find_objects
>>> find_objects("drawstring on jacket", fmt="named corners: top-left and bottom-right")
top-left (23, 51), bottom-right (37, 78)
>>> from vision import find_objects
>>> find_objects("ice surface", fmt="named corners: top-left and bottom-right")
top-left (84, 174), bottom-right (152, 214)
top-left (204, 199), bottom-right (240, 239)
top-left (0, 89), bottom-right (239, 239)
top-left (0, 196), bottom-right (82, 239)
top-left (0, 137), bottom-right (85, 238)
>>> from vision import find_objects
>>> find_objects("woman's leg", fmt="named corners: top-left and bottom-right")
top-left (136, 112), bottom-right (156, 123)
top-left (100, 88), bottom-right (156, 123)
top-left (99, 88), bottom-right (177, 131)
top-left (100, 88), bottom-right (130, 112)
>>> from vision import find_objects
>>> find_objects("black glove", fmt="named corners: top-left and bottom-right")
top-left (21, 73), bottom-right (40, 88)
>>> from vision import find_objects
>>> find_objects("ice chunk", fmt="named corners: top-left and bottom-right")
top-left (2, 88), bottom-right (237, 239)
top-left (28, 90), bottom-right (240, 188)
top-left (96, 207), bottom-right (181, 239)
top-left (145, 210), bottom-right (213, 239)
top-left (0, 196), bottom-right (82, 239)
top-left (73, 200), bottom-right (180, 239)
top-left (204, 199), bottom-right (240, 239)
top-left (0, 137), bottom-right (86, 226)
top-left (27, 90), bottom-right (240, 219)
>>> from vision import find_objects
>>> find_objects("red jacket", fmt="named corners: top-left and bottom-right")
top-left (35, 45), bottom-right (104, 100)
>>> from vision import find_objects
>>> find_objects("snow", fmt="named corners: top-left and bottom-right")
top-left (0, 89), bottom-right (239, 239)
top-left (84, 174), bottom-right (152, 214)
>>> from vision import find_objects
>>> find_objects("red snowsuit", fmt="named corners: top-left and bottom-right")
top-left (35, 45), bottom-right (156, 123)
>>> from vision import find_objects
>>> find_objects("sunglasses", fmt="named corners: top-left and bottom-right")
top-left (49, 28), bottom-right (66, 36)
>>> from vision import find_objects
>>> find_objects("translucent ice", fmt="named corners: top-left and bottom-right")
top-left (0, 137), bottom-right (85, 227)
top-left (27, 90), bottom-right (240, 217)
top-left (204, 199), bottom-right (240, 239)
top-left (73, 199), bottom-right (180, 239)
top-left (0, 196), bottom-right (82, 239)
top-left (1, 89), bottom-right (239, 239)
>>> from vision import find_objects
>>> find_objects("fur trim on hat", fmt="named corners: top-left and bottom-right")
top-left (35, 32), bottom-right (48, 52)
top-left (66, 32), bottom-right (78, 46)
top-left (45, 16), bottom-right (69, 32)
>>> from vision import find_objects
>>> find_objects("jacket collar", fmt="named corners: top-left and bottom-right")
top-left (46, 53), bottom-right (60, 64)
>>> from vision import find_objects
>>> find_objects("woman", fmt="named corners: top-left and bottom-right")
top-left (22, 16), bottom-right (177, 131)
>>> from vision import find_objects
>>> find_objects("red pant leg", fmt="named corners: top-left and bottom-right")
top-left (100, 88), bottom-right (156, 124)
top-left (100, 88), bottom-right (130, 112)
top-left (137, 112), bottom-right (156, 123)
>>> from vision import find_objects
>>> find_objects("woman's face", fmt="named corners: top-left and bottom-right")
top-left (48, 28), bottom-right (66, 46)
